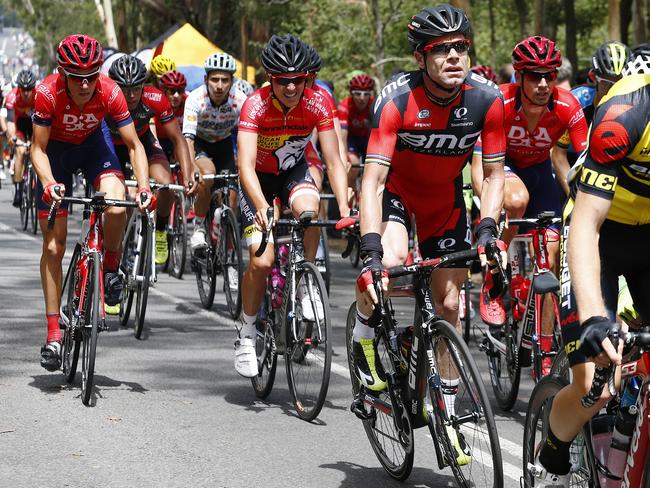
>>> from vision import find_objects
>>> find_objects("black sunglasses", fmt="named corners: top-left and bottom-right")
top-left (271, 74), bottom-right (308, 86)
top-left (423, 39), bottom-right (470, 56)
top-left (524, 70), bottom-right (558, 82)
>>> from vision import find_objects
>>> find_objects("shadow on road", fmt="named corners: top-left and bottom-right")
top-left (320, 460), bottom-right (458, 487)
top-left (29, 374), bottom-right (147, 398)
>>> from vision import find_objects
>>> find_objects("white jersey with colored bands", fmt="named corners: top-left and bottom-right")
top-left (182, 84), bottom-right (248, 143)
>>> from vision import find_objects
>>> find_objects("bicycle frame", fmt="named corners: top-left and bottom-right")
top-left (617, 352), bottom-right (650, 487)
top-left (124, 208), bottom-right (156, 286)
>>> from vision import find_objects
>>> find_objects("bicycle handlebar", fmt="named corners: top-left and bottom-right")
top-left (124, 179), bottom-right (185, 192)
top-left (47, 191), bottom-right (139, 230)
top-left (201, 173), bottom-right (239, 181)
top-left (581, 327), bottom-right (650, 408)
top-left (386, 248), bottom-right (478, 279)
top-left (255, 207), bottom-right (275, 257)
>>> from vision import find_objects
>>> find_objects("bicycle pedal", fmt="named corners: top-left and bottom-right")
top-left (350, 396), bottom-right (374, 421)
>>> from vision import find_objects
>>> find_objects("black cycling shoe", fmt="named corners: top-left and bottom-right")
top-left (40, 341), bottom-right (61, 371)
top-left (104, 271), bottom-right (123, 306)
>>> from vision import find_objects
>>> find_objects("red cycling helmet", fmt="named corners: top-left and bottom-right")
top-left (57, 34), bottom-right (103, 70)
top-left (512, 36), bottom-right (561, 71)
top-left (160, 70), bottom-right (187, 91)
top-left (349, 74), bottom-right (375, 91)
top-left (470, 64), bottom-right (496, 82)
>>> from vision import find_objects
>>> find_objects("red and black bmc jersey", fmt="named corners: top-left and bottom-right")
top-left (366, 70), bottom-right (505, 239)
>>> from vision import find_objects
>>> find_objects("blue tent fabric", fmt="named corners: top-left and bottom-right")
top-left (177, 65), bottom-right (205, 91)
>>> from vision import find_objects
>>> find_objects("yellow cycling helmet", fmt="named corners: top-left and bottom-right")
top-left (150, 55), bottom-right (176, 77)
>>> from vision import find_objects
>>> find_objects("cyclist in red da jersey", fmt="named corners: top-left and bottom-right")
top-left (235, 34), bottom-right (350, 378)
top-left (155, 70), bottom-right (187, 158)
top-left (471, 37), bottom-right (588, 363)
top-left (106, 55), bottom-right (195, 269)
top-left (32, 35), bottom-right (152, 371)
top-left (353, 8), bottom-right (506, 465)
top-left (339, 73), bottom-right (375, 189)
top-left (6, 69), bottom-right (36, 207)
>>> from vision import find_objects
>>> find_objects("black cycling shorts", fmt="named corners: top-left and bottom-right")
top-left (114, 130), bottom-right (168, 178)
top-left (194, 137), bottom-right (236, 174)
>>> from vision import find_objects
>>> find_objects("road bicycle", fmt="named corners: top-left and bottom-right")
top-left (347, 248), bottom-right (503, 486)
top-left (252, 208), bottom-right (346, 421)
top-left (480, 211), bottom-right (562, 410)
top-left (16, 140), bottom-right (37, 234)
top-left (49, 191), bottom-right (138, 405)
top-left (523, 326), bottom-right (650, 487)
top-left (120, 180), bottom-right (184, 339)
top-left (191, 172), bottom-right (242, 319)
top-left (164, 162), bottom-right (188, 279)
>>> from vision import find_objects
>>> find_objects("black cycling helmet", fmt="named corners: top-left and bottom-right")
top-left (407, 4), bottom-right (471, 51)
top-left (16, 69), bottom-right (36, 89)
top-left (592, 41), bottom-right (632, 78)
top-left (261, 34), bottom-right (310, 74)
top-left (306, 44), bottom-right (322, 73)
top-left (632, 43), bottom-right (650, 57)
top-left (109, 54), bottom-right (148, 86)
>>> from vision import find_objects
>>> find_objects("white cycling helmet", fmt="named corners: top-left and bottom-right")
top-left (204, 52), bottom-right (237, 74)
top-left (622, 53), bottom-right (650, 76)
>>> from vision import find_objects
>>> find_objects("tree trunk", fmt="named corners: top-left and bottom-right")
top-left (116, 0), bottom-right (128, 52)
top-left (370, 0), bottom-right (385, 85)
top-left (633, 0), bottom-right (647, 46)
top-left (534, 0), bottom-right (545, 35)
top-left (240, 16), bottom-right (248, 81)
top-left (609, 0), bottom-right (622, 40)
top-left (564, 0), bottom-right (577, 79)
top-left (514, 0), bottom-right (529, 38)
top-left (621, 0), bottom-right (633, 44)
top-left (488, 0), bottom-right (496, 67)
top-left (103, 0), bottom-right (118, 48)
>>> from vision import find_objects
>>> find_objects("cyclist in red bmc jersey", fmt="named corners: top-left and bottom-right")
top-left (106, 55), bottom-right (194, 269)
top-left (155, 70), bottom-right (187, 158)
top-left (235, 34), bottom-right (350, 378)
top-left (32, 35), bottom-right (152, 371)
top-left (471, 38), bottom-right (588, 363)
top-left (353, 8), bottom-right (506, 463)
top-left (7, 69), bottom-right (37, 207)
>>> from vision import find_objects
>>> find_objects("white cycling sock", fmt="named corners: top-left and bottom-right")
top-left (353, 309), bottom-right (375, 342)
top-left (441, 378), bottom-right (460, 419)
top-left (239, 312), bottom-right (257, 338)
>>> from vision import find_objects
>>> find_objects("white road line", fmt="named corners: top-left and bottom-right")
top-left (0, 222), bottom-right (39, 242)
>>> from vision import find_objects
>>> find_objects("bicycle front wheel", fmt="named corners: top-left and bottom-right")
top-left (61, 246), bottom-right (81, 383)
top-left (81, 255), bottom-right (101, 406)
top-left (30, 168), bottom-right (38, 234)
top-left (134, 221), bottom-right (151, 340)
top-left (522, 375), bottom-right (597, 487)
top-left (195, 222), bottom-right (217, 309)
top-left (251, 318), bottom-right (277, 399)
top-left (345, 302), bottom-right (414, 480)
top-left (119, 221), bottom-right (136, 326)
top-left (20, 172), bottom-right (28, 230)
top-left (427, 319), bottom-right (503, 487)
top-left (285, 262), bottom-right (332, 421)
top-left (487, 317), bottom-right (521, 411)
top-left (168, 192), bottom-right (187, 279)
top-left (221, 208), bottom-right (242, 320)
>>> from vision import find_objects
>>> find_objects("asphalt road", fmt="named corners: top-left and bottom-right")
top-left (0, 181), bottom-right (536, 488)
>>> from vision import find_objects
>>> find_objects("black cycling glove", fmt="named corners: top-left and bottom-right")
top-left (579, 316), bottom-right (615, 358)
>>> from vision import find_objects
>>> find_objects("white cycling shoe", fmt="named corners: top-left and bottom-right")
top-left (298, 282), bottom-right (324, 322)
top-left (190, 227), bottom-right (208, 251)
top-left (526, 462), bottom-right (570, 487)
top-left (234, 335), bottom-right (258, 378)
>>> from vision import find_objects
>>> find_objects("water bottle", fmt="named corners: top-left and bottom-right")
top-left (620, 376), bottom-right (640, 409)
top-left (278, 243), bottom-right (289, 271)
top-left (589, 414), bottom-right (615, 484)
top-left (210, 207), bottom-right (222, 244)
top-left (270, 265), bottom-right (286, 309)
top-left (604, 403), bottom-right (639, 486)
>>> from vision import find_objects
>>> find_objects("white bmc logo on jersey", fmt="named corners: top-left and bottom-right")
top-left (398, 130), bottom-right (481, 154)
top-left (507, 125), bottom-right (552, 149)
top-left (62, 113), bottom-right (100, 132)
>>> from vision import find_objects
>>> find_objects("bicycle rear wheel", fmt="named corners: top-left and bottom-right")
top-left (462, 276), bottom-right (471, 343)
top-left (285, 262), bottom-right (332, 421)
top-left (168, 192), bottom-right (187, 279)
top-left (119, 221), bottom-right (136, 326)
top-left (522, 376), bottom-right (598, 487)
top-left (61, 246), bottom-right (81, 383)
top-left (134, 221), bottom-right (151, 340)
top-left (221, 208), bottom-right (242, 320)
top-left (81, 255), bottom-right (101, 406)
top-left (346, 302), bottom-right (414, 480)
top-left (425, 319), bottom-right (503, 487)
top-left (20, 171), bottom-right (28, 230)
top-left (487, 317), bottom-right (521, 411)
top-left (251, 317), bottom-right (277, 398)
